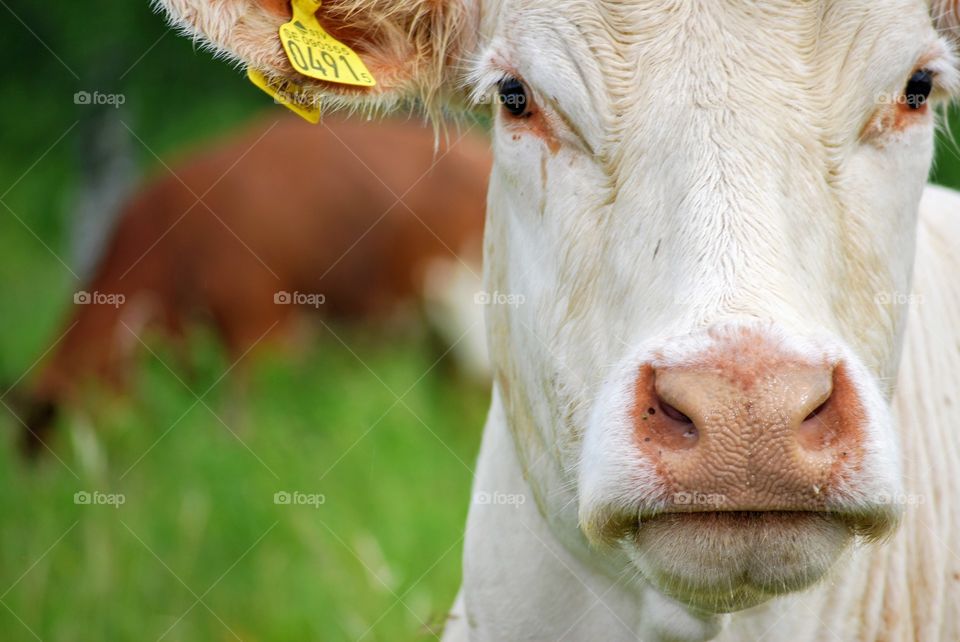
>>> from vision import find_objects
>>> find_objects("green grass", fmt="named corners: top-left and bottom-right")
top-left (0, 332), bottom-right (488, 642)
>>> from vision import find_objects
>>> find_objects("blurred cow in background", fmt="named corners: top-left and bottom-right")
top-left (18, 114), bottom-right (491, 454)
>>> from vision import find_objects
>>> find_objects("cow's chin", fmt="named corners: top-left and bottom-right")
top-left (626, 512), bottom-right (852, 613)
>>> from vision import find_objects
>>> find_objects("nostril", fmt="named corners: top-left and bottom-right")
top-left (658, 397), bottom-right (694, 424)
top-left (803, 397), bottom-right (830, 423)
top-left (647, 394), bottom-right (699, 447)
top-left (797, 380), bottom-right (837, 451)
top-left (637, 366), bottom-right (701, 451)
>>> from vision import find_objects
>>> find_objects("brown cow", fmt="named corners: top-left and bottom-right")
top-left (18, 114), bottom-right (490, 454)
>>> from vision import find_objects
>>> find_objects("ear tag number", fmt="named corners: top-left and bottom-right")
top-left (280, 0), bottom-right (377, 87)
top-left (247, 68), bottom-right (321, 124)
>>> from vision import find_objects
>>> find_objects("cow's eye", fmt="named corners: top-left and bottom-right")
top-left (904, 69), bottom-right (933, 110)
top-left (497, 78), bottom-right (531, 118)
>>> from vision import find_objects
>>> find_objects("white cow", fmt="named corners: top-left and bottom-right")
top-left (159, 0), bottom-right (960, 639)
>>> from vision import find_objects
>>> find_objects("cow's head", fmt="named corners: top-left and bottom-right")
top-left (160, 0), bottom-right (960, 615)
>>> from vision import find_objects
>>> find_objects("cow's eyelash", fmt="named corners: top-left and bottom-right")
top-left (466, 51), bottom-right (531, 108)
top-left (469, 72), bottom-right (525, 108)
top-left (914, 50), bottom-right (960, 100)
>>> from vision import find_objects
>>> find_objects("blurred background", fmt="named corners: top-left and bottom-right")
top-left (0, 2), bottom-right (493, 640)
top-left (0, 2), bottom-right (958, 641)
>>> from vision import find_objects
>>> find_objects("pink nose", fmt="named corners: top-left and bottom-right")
top-left (633, 339), bottom-right (866, 511)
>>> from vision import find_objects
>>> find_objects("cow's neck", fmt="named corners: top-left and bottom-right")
top-left (851, 202), bottom-right (960, 641)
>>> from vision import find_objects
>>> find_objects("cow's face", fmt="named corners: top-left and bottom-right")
top-left (161, 0), bottom-right (959, 615)
top-left (478, 0), bottom-right (958, 612)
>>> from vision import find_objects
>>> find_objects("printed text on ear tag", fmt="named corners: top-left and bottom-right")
top-left (279, 0), bottom-right (377, 87)
top-left (247, 68), bottom-right (321, 124)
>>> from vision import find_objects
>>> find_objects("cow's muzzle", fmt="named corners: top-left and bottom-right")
top-left (578, 323), bottom-right (902, 611)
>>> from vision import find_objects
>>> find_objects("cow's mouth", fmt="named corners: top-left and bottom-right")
top-left (625, 511), bottom-right (855, 613)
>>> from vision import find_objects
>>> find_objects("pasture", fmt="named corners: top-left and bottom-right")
top-left (0, 1), bottom-right (957, 640)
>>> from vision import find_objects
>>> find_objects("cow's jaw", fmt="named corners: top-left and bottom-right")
top-left (574, 322), bottom-right (903, 614)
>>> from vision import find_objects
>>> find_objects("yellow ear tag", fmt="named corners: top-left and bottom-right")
top-left (247, 68), bottom-right (321, 124)
top-left (279, 0), bottom-right (376, 87)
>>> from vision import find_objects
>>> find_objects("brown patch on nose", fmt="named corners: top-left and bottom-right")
top-left (632, 332), bottom-right (867, 512)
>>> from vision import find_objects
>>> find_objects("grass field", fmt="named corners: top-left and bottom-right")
top-left (1, 2), bottom-right (959, 641)
top-left (0, 335), bottom-right (488, 641)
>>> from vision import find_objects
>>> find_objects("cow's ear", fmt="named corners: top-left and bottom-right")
top-left (157, 0), bottom-right (478, 114)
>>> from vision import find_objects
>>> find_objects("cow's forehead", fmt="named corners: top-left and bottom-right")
top-left (477, 0), bottom-right (940, 151)
top-left (481, 0), bottom-right (937, 63)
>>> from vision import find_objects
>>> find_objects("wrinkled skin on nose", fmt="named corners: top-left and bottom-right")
top-left (580, 323), bottom-right (902, 554)
top-left (633, 353), bottom-right (866, 513)
top-left (570, 325), bottom-right (904, 613)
